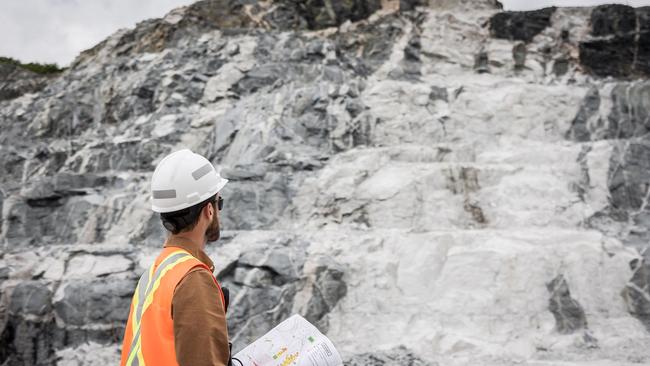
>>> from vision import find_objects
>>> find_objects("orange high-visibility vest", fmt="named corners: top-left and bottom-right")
top-left (120, 247), bottom-right (226, 366)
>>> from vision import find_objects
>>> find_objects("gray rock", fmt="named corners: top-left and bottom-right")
top-left (203, 64), bottom-right (245, 101)
top-left (1, 281), bottom-right (60, 366)
top-left (428, 86), bottom-right (448, 103)
top-left (233, 267), bottom-right (273, 287)
top-left (0, 318), bottom-right (59, 366)
top-left (399, 0), bottom-right (426, 12)
top-left (221, 164), bottom-right (268, 181)
top-left (546, 275), bottom-right (588, 334)
top-left (331, 14), bottom-right (406, 76)
top-left (9, 281), bottom-right (52, 317)
top-left (553, 57), bottom-right (569, 76)
top-left (474, 48), bottom-right (489, 74)
top-left (345, 346), bottom-right (435, 366)
top-left (128, 212), bottom-right (168, 247)
top-left (2, 193), bottom-right (98, 247)
top-left (52, 172), bottom-right (110, 193)
top-left (0, 266), bottom-right (9, 280)
top-left (0, 63), bottom-right (58, 101)
top-left (232, 64), bottom-right (284, 95)
top-left (260, 3), bottom-right (309, 30)
top-left (592, 140), bottom-right (650, 268)
top-left (609, 142), bottom-right (650, 214)
top-left (301, 256), bottom-right (347, 331)
top-left (238, 246), bottom-right (301, 281)
top-left (607, 83), bottom-right (650, 139)
top-left (55, 342), bottom-right (121, 366)
top-left (579, 5), bottom-right (650, 77)
top-left (590, 4), bottom-right (636, 37)
top-left (512, 42), bottom-right (526, 70)
top-left (218, 239), bottom-right (346, 352)
top-left (296, 0), bottom-right (382, 30)
top-left (570, 82), bottom-right (650, 287)
top-left (54, 276), bottom-right (136, 327)
top-left (64, 254), bottom-right (132, 278)
top-left (224, 275), bottom-right (295, 350)
top-left (0, 147), bottom-right (26, 184)
top-left (220, 172), bottom-right (291, 230)
top-left (565, 87), bottom-right (600, 142)
top-left (490, 7), bottom-right (556, 43)
top-left (622, 254), bottom-right (650, 331)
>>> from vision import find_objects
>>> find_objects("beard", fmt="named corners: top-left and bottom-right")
top-left (205, 210), bottom-right (220, 242)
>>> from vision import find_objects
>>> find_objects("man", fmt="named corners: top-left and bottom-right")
top-left (121, 149), bottom-right (231, 366)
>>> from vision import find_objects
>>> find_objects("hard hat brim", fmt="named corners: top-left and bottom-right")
top-left (152, 177), bottom-right (228, 213)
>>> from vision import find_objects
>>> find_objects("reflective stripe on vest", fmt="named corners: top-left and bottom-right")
top-left (125, 250), bottom-right (194, 366)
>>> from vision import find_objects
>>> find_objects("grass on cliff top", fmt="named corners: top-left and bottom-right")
top-left (0, 56), bottom-right (65, 74)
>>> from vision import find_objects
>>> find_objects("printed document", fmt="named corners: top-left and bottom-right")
top-left (232, 315), bottom-right (343, 366)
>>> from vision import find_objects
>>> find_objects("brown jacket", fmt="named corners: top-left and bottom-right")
top-left (165, 237), bottom-right (230, 366)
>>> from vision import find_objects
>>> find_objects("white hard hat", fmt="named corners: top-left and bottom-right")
top-left (151, 149), bottom-right (228, 213)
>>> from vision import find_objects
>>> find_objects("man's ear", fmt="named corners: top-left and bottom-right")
top-left (204, 202), bottom-right (213, 218)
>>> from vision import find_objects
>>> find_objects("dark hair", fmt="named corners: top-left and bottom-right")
top-left (160, 194), bottom-right (217, 234)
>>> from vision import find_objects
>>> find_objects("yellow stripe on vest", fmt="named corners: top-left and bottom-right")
top-left (125, 250), bottom-right (196, 366)
top-left (131, 264), bottom-right (155, 335)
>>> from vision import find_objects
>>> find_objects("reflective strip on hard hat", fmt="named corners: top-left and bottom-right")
top-left (124, 250), bottom-right (193, 366)
top-left (191, 163), bottom-right (213, 180)
top-left (152, 190), bottom-right (176, 199)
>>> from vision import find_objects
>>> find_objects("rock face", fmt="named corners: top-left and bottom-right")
top-left (622, 257), bottom-right (650, 331)
top-left (294, 0), bottom-right (382, 29)
top-left (0, 63), bottom-right (55, 101)
top-left (345, 346), bottom-right (435, 366)
top-left (216, 233), bottom-right (347, 348)
top-left (3, 281), bottom-right (57, 365)
top-left (579, 5), bottom-right (650, 78)
top-left (547, 275), bottom-right (588, 334)
top-left (1, 0), bottom-right (650, 365)
top-left (565, 80), bottom-right (650, 334)
top-left (490, 7), bottom-right (556, 42)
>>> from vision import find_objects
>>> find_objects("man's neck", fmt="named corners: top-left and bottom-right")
top-left (169, 231), bottom-right (206, 252)
top-left (164, 232), bottom-right (215, 270)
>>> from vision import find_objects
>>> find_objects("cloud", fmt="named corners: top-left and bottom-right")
top-left (0, 0), bottom-right (194, 66)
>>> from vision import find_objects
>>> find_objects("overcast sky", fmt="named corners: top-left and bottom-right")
top-left (1, 0), bottom-right (649, 66)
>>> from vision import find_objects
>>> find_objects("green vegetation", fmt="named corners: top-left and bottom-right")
top-left (0, 56), bottom-right (65, 74)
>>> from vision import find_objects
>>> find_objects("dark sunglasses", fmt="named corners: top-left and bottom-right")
top-left (216, 196), bottom-right (224, 211)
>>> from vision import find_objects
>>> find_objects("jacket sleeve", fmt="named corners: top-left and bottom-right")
top-left (172, 267), bottom-right (230, 366)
